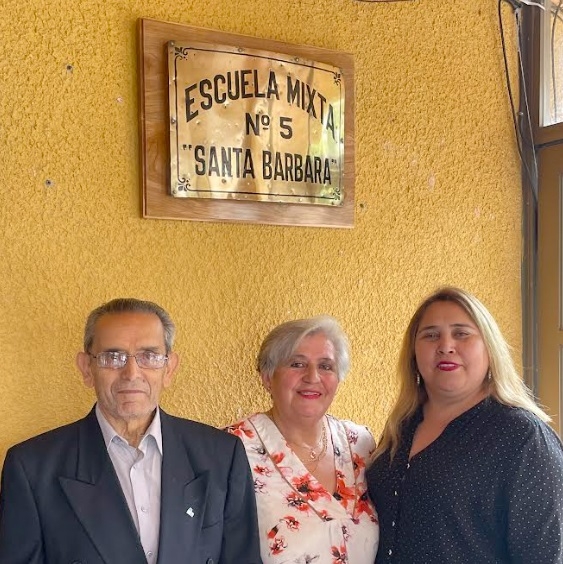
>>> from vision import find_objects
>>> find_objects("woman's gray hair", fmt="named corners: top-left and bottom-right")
top-left (83, 298), bottom-right (175, 353)
top-left (257, 315), bottom-right (350, 381)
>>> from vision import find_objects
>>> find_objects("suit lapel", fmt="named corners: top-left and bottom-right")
top-left (157, 411), bottom-right (210, 564)
top-left (59, 408), bottom-right (147, 564)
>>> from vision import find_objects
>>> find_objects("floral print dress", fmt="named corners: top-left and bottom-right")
top-left (226, 413), bottom-right (379, 564)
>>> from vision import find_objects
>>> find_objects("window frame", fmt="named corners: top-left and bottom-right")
top-left (521, 2), bottom-right (563, 391)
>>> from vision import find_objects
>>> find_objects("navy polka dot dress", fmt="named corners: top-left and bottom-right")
top-left (366, 398), bottom-right (563, 563)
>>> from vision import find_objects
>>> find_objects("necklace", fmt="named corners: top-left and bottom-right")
top-left (294, 422), bottom-right (328, 474)
top-left (302, 422), bottom-right (327, 461)
top-left (269, 411), bottom-right (328, 462)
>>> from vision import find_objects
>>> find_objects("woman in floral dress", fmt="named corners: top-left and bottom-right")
top-left (226, 316), bottom-right (379, 564)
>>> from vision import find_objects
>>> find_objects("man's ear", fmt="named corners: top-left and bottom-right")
top-left (163, 351), bottom-right (179, 388)
top-left (76, 352), bottom-right (94, 388)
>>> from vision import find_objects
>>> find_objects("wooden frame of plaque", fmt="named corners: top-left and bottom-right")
top-left (138, 18), bottom-right (355, 227)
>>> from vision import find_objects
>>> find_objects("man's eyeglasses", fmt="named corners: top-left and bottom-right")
top-left (89, 351), bottom-right (168, 370)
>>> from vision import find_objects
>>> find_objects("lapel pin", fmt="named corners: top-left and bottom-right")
top-left (186, 507), bottom-right (195, 517)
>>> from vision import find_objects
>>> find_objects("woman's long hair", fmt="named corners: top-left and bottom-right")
top-left (373, 286), bottom-right (550, 462)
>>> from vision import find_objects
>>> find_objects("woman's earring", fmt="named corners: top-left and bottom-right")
top-left (487, 369), bottom-right (492, 382)
top-left (416, 372), bottom-right (421, 386)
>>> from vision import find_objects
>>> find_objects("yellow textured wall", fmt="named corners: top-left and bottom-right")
top-left (0, 0), bottom-right (522, 464)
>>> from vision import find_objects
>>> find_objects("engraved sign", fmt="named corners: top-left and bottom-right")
top-left (168, 42), bottom-right (345, 206)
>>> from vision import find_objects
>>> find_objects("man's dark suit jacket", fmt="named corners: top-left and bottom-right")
top-left (0, 407), bottom-right (262, 564)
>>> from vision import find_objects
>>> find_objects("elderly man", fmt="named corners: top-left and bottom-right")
top-left (0, 298), bottom-right (262, 564)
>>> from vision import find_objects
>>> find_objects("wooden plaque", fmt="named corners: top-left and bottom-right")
top-left (138, 18), bottom-right (355, 227)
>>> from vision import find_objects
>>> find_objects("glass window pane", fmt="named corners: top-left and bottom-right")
top-left (541, 0), bottom-right (563, 126)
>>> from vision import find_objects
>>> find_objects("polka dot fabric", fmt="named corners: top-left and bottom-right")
top-left (366, 398), bottom-right (563, 563)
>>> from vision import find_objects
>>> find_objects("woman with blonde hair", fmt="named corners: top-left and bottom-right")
top-left (367, 286), bottom-right (563, 563)
top-left (227, 315), bottom-right (379, 564)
